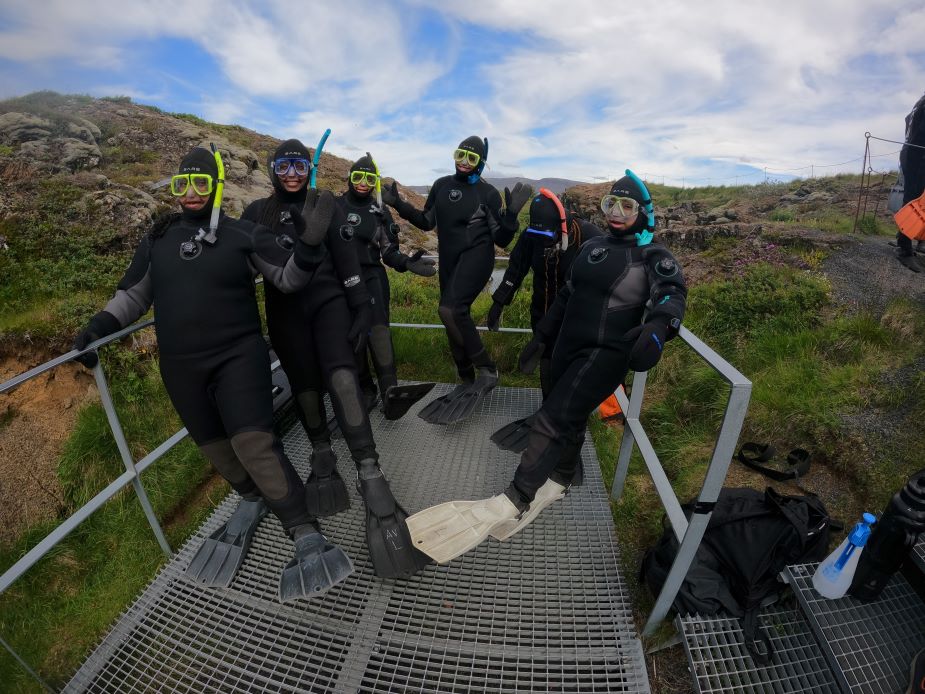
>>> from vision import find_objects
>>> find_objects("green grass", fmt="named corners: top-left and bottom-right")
top-left (0, 345), bottom-right (215, 692)
top-left (0, 260), bottom-right (538, 690)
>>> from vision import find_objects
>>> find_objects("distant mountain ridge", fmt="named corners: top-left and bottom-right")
top-left (407, 176), bottom-right (586, 196)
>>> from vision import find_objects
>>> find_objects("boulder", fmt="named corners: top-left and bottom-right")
top-left (0, 112), bottom-right (53, 144)
top-left (61, 138), bottom-right (102, 171)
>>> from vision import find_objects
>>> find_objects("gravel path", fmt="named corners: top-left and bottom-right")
top-left (822, 234), bottom-right (925, 314)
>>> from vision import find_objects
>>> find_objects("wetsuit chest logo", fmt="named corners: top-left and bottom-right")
top-left (589, 247), bottom-right (609, 264)
top-left (279, 210), bottom-right (292, 224)
top-left (179, 239), bottom-right (202, 261)
top-left (448, 189), bottom-right (462, 202)
top-left (340, 224), bottom-right (354, 241)
top-left (276, 234), bottom-right (295, 251)
top-left (346, 212), bottom-right (361, 226)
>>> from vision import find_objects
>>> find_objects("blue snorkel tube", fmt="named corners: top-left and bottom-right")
top-left (468, 137), bottom-right (488, 184)
top-left (309, 128), bottom-right (331, 189)
top-left (625, 168), bottom-right (654, 246)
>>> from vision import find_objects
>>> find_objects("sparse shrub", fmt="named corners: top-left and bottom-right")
top-left (769, 209), bottom-right (794, 222)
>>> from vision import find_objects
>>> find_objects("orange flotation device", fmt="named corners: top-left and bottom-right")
top-left (598, 386), bottom-right (625, 422)
top-left (895, 191), bottom-right (925, 241)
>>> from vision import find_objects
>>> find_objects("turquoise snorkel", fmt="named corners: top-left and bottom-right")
top-left (468, 137), bottom-right (488, 184)
top-left (625, 168), bottom-right (654, 246)
top-left (309, 128), bottom-right (331, 189)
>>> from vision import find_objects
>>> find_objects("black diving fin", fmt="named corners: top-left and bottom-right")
top-left (185, 497), bottom-right (268, 588)
top-left (489, 415), bottom-right (535, 453)
top-left (418, 367), bottom-right (497, 426)
top-left (357, 460), bottom-right (430, 578)
top-left (382, 382), bottom-right (436, 420)
top-left (278, 528), bottom-right (354, 603)
top-left (304, 442), bottom-right (350, 517)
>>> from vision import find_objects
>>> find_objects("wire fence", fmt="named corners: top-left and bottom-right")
top-left (599, 132), bottom-right (910, 189)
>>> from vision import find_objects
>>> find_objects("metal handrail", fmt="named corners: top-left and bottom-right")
top-left (610, 325), bottom-right (752, 636)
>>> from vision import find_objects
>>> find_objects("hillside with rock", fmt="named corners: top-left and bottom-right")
top-left (0, 92), bottom-right (431, 332)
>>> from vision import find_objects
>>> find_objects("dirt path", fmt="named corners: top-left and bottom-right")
top-left (0, 353), bottom-right (96, 545)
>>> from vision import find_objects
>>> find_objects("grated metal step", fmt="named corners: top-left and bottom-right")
top-left (786, 563), bottom-right (925, 694)
top-left (913, 537), bottom-right (925, 576)
top-left (65, 384), bottom-right (649, 693)
top-left (678, 602), bottom-right (840, 694)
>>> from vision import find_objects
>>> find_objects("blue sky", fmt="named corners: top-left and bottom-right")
top-left (1, 0), bottom-right (924, 185)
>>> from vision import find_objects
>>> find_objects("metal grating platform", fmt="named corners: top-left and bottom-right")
top-left (785, 563), bottom-right (925, 694)
top-left (913, 537), bottom-right (925, 575)
top-left (65, 384), bottom-right (649, 693)
top-left (677, 602), bottom-right (839, 694)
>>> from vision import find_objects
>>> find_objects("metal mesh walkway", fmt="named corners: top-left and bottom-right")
top-left (678, 603), bottom-right (839, 693)
top-left (65, 384), bottom-right (649, 693)
top-left (786, 563), bottom-right (925, 693)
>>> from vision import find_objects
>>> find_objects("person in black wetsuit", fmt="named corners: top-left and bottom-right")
top-left (381, 136), bottom-right (534, 425)
top-left (341, 153), bottom-right (437, 418)
top-left (897, 91), bottom-right (925, 272)
top-left (242, 139), bottom-right (428, 579)
top-left (406, 170), bottom-right (687, 563)
top-left (72, 146), bottom-right (353, 600)
top-left (486, 188), bottom-right (603, 395)
top-left (485, 188), bottom-right (607, 458)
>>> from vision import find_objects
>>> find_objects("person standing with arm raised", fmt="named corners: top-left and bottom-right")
top-left (382, 136), bottom-right (533, 425)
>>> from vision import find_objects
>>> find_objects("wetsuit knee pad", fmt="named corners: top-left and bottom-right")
top-left (437, 304), bottom-right (457, 331)
top-left (329, 368), bottom-right (365, 429)
top-left (198, 439), bottom-right (257, 497)
top-left (229, 430), bottom-right (299, 502)
top-left (368, 325), bottom-right (395, 366)
top-left (296, 390), bottom-right (325, 430)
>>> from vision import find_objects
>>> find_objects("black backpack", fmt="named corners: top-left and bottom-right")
top-left (640, 487), bottom-right (834, 663)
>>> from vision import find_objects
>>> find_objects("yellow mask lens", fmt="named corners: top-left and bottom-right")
top-left (350, 171), bottom-right (378, 186)
top-left (453, 148), bottom-right (480, 166)
top-left (170, 174), bottom-right (213, 197)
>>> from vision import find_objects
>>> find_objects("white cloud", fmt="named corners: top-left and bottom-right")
top-left (1, 0), bottom-right (923, 184)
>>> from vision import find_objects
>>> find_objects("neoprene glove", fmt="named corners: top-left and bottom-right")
top-left (405, 249), bottom-right (436, 277)
top-left (292, 189), bottom-right (336, 246)
top-left (504, 182), bottom-right (534, 219)
top-left (518, 336), bottom-right (545, 374)
top-left (347, 302), bottom-right (373, 354)
top-left (623, 320), bottom-right (669, 372)
top-left (380, 181), bottom-right (401, 208)
top-left (72, 311), bottom-right (120, 368)
top-left (486, 301), bottom-right (504, 332)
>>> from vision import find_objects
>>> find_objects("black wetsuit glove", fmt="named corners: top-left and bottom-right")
top-left (504, 182), bottom-right (534, 223)
top-left (347, 302), bottom-right (373, 354)
top-left (380, 181), bottom-right (401, 208)
top-left (72, 311), bottom-right (121, 368)
top-left (518, 336), bottom-right (545, 374)
top-left (624, 319), bottom-right (670, 372)
top-left (405, 249), bottom-right (436, 277)
top-left (486, 301), bottom-right (504, 332)
top-left (291, 189), bottom-right (336, 246)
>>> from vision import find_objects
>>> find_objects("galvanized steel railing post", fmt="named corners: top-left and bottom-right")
top-left (92, 362), bottom-right (171, 557)
top-left (611, 371), bottom-right (647, 502)
top-left (605, 327), bottom-right (751, 637)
